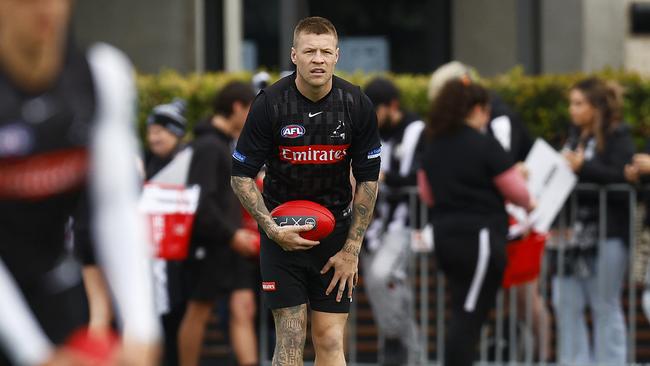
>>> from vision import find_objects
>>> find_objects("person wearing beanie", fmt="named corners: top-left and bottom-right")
top-left (145, 98), bottom-right (188, 178)
top-left (362, 77), bottom-right (424, 365)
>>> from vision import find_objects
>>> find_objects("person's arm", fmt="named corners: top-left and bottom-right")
top-left (321, 92), bottom-right (381, 302)
top-left (493, 166), bottom-right (533, 211)
top-left (231, 93), bottom-right (315, 250)
top-left (0, 259), bottom-right (54, 365)
top-left (87, 43), bottom-right (159, 363)
top-left (576, 128), bottom-right (634, 183)
top-left (417, 169), bottom-right (434, 207)
top-left (485, 135), bottom-right (535, 210)
top-left (81, 265), bottom-right (113, 335)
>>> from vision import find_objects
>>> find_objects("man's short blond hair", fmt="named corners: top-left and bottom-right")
top-left (292, 16), bottom-right (338, 47)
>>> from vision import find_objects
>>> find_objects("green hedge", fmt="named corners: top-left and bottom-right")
top-left (136, 68), bottom-right (650, 149)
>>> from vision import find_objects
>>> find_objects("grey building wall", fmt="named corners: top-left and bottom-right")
top-left (540, 0), bottom-right (625, 73)
top-left (540, 0), bottom-right (583, 73)
top-left (72, 0), bottom-right (198, 73)
top-left (626, 0), bottom-right (650, 75)
top-left (583, 0), bottom-right (625, 72)
top-left (452, 0), bottom-right (518, 76)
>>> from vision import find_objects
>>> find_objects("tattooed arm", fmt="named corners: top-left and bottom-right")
top-left (321, 180), bottom-right (378, 302)
top-left (231, 176), bottom-right (318, 251)
top-left (344, 180), bottom-right (379, 254)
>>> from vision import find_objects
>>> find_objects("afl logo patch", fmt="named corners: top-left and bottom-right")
top-left (281, 125), bottom-right (305, 139)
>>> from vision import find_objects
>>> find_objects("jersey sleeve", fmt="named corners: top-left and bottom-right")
top-left (232, 92), bottom-right (274, 178)
top-left (349, 92), bottom-right (381, 182)
top-left (485, 135), bottom-right (514, 178)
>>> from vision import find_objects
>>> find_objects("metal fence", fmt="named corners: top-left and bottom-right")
top-left (258, 184), bottom-right (648, 365)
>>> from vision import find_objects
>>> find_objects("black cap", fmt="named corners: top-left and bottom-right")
top-left (147, 98), bottom-right (187, 137)
top-left (364, 77), bottom-right (400, 108)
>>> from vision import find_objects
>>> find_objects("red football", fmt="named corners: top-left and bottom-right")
top-left (270, 200), bottom-right (335, 241)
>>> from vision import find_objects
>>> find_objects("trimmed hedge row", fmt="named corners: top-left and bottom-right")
top-left (136, 68), bottom-right (650, 149)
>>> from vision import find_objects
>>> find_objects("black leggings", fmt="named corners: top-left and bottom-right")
top-left (435, 227), bottom-right (506, 366)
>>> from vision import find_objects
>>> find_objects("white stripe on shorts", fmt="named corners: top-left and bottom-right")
top-left (464, 228), bottom-right (490, 312)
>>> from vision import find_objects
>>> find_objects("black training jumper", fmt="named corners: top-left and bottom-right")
top-left (0, 47), bottom-right (95, 345)
top-left (232, 73), bottom-right (380, 312)
top-left (419, 125), bottom-right (513, 366)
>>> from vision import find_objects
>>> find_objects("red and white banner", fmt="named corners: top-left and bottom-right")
top-left (139, 183), bottom-right (200, 260)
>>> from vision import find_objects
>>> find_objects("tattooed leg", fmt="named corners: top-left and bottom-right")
top-left (272, 304), bottom-right (308, 366)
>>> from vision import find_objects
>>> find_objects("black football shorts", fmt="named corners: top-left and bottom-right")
top-left (259, 217), bottom-right (352, 313)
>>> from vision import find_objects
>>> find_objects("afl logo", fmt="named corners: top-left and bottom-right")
top-left (281, 125), bottom-right (305, 139)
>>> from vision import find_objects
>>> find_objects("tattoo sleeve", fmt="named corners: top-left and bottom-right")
top-left (231, 176), bottom-right (279, 239)
top-left (343, 180), bottom-right (378, 256)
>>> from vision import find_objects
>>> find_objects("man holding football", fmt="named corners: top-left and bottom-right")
top-left (231, 16), bottom-right (380, 366)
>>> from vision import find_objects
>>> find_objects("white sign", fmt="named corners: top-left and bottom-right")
top-left (508, 138), bottom-right (577, 234)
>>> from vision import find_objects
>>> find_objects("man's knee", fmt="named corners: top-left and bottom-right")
top-left (182, 300), bottom-right (214, 325)
top-left (312, 324), bottom-right (344, 354)
top-left (230, 290), bottom-right (256, 321)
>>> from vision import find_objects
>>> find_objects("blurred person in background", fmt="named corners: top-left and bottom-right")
top-left (417, 79), bottom-right (535, 366)
top-left (142, 99), bottom-right (189, 366)
top-left (428, 62), bottom-right (534, 162)
top-left (362, 77), bottom-right (424, 365)
top-left (625, 139), bottom-right (650, 325)
top-left (555, 77), bottom-right (633, 365)
top-left (194, 81), bottom-right (259, 366)
top-left (428, 61), bottom-right (549, 361)
top-left (0, 0), bottom-right (160, 364)
top-left (145, 99), bottom-right (188, 177)
top-left (252, 71), bottom-right (271, 95)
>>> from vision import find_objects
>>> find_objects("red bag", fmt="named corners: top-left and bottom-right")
top-left (502, 231), bottom-right (547, 288)
top-left (140, 183), bottom-right (200, 260)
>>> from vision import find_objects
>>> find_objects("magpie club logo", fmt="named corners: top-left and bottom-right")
top-left (281, 124), bottom-right (305, 139)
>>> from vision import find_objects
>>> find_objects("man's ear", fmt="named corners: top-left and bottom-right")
top-left (232, 101), bottom-right (242, 114)
top-left (334, 48), bottom-right (339, 64)
top-left (291, 47), bottom-right (297, 65)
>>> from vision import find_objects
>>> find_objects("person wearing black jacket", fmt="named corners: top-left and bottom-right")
top-left (428, 61), bottom-right (551, 361)
top-left (418, 79), bottom-right (534, 366)
top-left (176, 82), bottom-right (257, 366)
top-left (554, 77), bottom-right (633, 365)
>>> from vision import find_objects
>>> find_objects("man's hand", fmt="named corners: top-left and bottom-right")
top-left (230, 229), bottom-right (259, 257)
top-left (633, 153), bottom-right (650, 175)
top-left (268, 224), bottom-right (320, 251)
top-left (625, 164), bottom-right (640, 184)
top-left (563, 148), bottom-right (585, 172)
top-left (321, 244), bottom-right (359, 302)
top-left (514, 162), bottom-right (529, 180)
